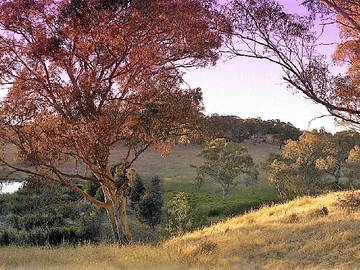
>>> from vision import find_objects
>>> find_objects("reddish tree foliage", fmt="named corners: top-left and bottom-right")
top-left (0, 0), bottom-right (224, 243)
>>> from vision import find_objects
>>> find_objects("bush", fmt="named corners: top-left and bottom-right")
top-left (0, 230), bottom-right (11, 246)
top-left (27, 228), bottom-right (49, 245)
top-left (129, 176), bottom-right (146, 210)
top-left (165, 192), bottom-right (207, 236)
top-left (83, 180), bottom-right (101, 198)
top-left (48, 226), bottom-right (78, 245)
top-left (307, 207), bottom-right (329, 218)
top-left (0, 180), bottom-right (102, 246)
top-left (262, 153), bottom-right (323, 199)
top-left (336, 191), bottom-right (360, 213)
top-left (136, 177), bottom-right (163, 228)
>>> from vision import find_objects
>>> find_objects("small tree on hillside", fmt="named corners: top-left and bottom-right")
top-left (330, 131), bottom-right (360, 186)
top-left (165, 192), bottom-right (206, 235)
top-left (193, 138), bottom-right (256, 200)
top-left (262, 130), bottom-right (335, 198)
top-left (344, 145), bottom-right (360, 187)
top-left (262, 130), bottom-right (360, 198)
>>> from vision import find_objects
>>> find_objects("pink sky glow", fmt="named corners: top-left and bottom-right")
top-left (185, 0), bottom-right (346, 132)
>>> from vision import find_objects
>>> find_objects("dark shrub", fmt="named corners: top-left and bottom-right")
top-left (0, 180), bottom-right (102, 246)
top-left (136, 177), bottom-right (163, 228)
top-left (129, 176), bottom-right (146, 210)
top-left (0, 230), bottom-right (11, 246)
top-left (336, 191), bottom-right (360, 212)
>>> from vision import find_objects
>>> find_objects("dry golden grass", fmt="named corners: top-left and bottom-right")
top-left (165, 191), bottom-right (360, 269)
top-left (0, 245), bottom-right (217, 270)
top-left (1, 190), bottom-right (360, 270)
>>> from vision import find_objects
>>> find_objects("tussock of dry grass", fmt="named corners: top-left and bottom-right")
top-left (1, 191), bottom-right (360, 270)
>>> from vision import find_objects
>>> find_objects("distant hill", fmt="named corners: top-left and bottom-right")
top-left (2, 140), bottom-right (280, 182)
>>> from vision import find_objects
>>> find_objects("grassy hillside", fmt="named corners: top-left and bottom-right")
top-left (166, 191), bottom-right (360, 269)
top-left (2, 140), bottom-right (279, 180)
top-left (2, 141), bottom-right (281, 221)
top-left (1, 191), bottom-right (360, 270)
top-left (122, 140), bottom-right (280, 180)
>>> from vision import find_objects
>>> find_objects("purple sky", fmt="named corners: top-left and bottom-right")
top-left (185, 0), bottom-right (345, 132)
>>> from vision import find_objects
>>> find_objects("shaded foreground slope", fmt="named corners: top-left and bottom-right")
top-left (1, 191), bottom-right (360, 270)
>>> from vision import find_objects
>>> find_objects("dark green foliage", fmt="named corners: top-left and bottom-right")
top-left (0, 230), bottom-right (10, 246)
top-left (129, 176), bottom-right (146, 209)
top-left (84, 174), bottom-right (104, 202)
top-left (48, 226), bottom-right (78, 245)
top-left (95, 187), bottom-right (105, 202)
top-left (84, 180), bottom-right (101, 198)
top-left (0, 180), bottom-right (101, 246)
top-left (136, 177), bottom-right (163, 228)
top-left (130, 176), bottom-right (163, 228)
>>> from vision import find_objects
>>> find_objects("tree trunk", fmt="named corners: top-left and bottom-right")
top-left (334, 174), bottom-right (341, 188)
top-left (333, 162), bottom-right (341, 189)
top-left (106, 208), bottom-right (120, 243)
top-left (221, 185), bottom-right (226, 201)
top-left (113, 198), bottom-right (132, 244)
top-left (102, 185), bottom-right (133, 244)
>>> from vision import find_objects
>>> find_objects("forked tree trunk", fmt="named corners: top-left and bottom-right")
top-left (102, 185), bottom-right (133, 244)
top-left (106, 207), bottom-right (120, 243)
top-left (113, 197), bottom-right (132, 244)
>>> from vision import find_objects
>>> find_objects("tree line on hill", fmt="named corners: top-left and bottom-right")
top-left (201, 114), bottom-right (302, 148)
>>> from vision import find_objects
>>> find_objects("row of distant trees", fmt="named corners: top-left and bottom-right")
top-left (202, 114), bottom-right (301, 148)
